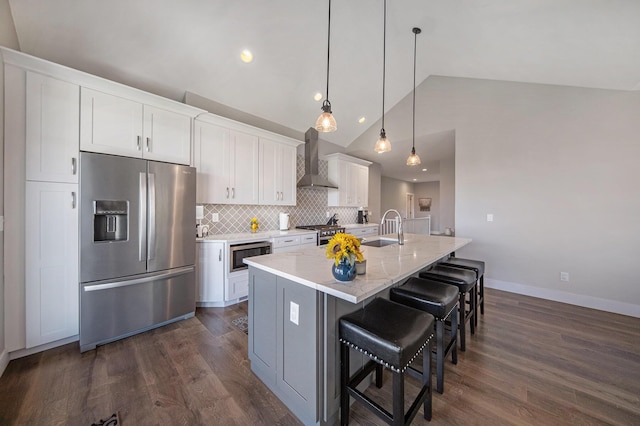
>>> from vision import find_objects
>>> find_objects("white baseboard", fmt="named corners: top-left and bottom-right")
top-left (0, 348), bottom-right (9, 378)
top-left (485, 278), bottom-right (640, 318)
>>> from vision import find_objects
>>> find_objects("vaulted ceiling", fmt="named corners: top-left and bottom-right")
top-left (7, 0), bottom-right (640, 182)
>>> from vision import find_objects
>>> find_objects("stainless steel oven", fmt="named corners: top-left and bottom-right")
top-left (296, 225), bottom-right (345, 245)
top-left (229, 241), bottom-right (272, 272)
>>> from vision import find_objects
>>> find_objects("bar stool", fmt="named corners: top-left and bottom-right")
top-left (419, 265), bottom-right (477, 351)
top-left (439, 257), bottom-right (485, 327)
top-left (391, 277), bottom-right (458, 394)
top-left (340, 298), bottom-right (435, 425)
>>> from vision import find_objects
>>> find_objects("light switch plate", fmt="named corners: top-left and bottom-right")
top-left (487, 214), bottom-right (494, 222)
top-left (290, 301), bottom-right (299, 325)
top-left (211, 212), bottom-right (219, 222)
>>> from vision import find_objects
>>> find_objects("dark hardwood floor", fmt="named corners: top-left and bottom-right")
top-left (0, 289), bottom-right (639, 425)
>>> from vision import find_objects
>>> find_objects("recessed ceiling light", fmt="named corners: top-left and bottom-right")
top-left (358, 117), bottom-right (366, 124)
top-left (240, 49), bottom-right (253, 63)
top-left (314, 92), bottom-right (323, 101)
top-left (422, 168), bottom-right (427, 172)
top-left (413, 178), bottom-right (417, 181)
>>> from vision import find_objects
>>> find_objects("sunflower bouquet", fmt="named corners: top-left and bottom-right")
top-left (325, 233), bottom-right (364, 266)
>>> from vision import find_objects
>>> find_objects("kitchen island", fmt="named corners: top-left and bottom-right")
top-left (244, 233), bottom-right (471, 425)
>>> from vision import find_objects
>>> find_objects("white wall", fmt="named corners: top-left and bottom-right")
top-left (0, 0), bottom-right (20, 374)
top-left (421, 76), bottom-right (640, 316)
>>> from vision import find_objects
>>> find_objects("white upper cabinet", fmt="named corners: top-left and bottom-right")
top-left (195, 114), bottom-right (301, 205)
top-left (80, 88), bottom-right (143, 158)
top-left (143, 105), bottom-right (192, 165)
top-left (26, 72), bottom-right (80, 183)
top-left (80, 88), bottom-right (199, 165)
top-left (194, 117), bottom-right (259, 204)
top-left (260, 138), bottom-right (297, 205)
top-left (326, 153), bottom-right (371, 207)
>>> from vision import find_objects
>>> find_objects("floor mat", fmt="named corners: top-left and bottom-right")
top-left (91, 412), bottom-right (120, 426)
top-left (231, 316), bottom-right (249, 334)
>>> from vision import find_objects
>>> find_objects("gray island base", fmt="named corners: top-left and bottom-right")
top-left (245, 234), bottom-right (472, 425)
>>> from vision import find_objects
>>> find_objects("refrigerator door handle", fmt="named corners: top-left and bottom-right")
top-left (83, 266), bottom-right (195, 292)
top-left (148, 172), bottom-right (156, 261)
top-left (139, 172), bottom-right (147, 262)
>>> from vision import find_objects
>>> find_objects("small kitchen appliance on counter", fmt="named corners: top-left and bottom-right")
top-left (279, 212), bottom-right (290, 230)
top-left (357, 207), bottom-right (365, 224)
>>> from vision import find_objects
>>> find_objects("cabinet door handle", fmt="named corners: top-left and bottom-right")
top-left (284, 239), bottom-right (294, 243)
top-left (231, 188), bottom-right (235, 198)
top-left (219, 249), bottom-right (222, 261)
top-left (71, 192), bottom-right (76, 209)
top-left (71, 157), bottom-right (77, 175)
top-left (137, 136), bottom-right (142, 151)
top-left (226, 187), bottom-right (229, 198)
top-left (146, 137), bottom-right (151, 152)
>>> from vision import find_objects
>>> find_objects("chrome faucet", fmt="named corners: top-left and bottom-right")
top-left (380, 209), bottom-right (404, 245)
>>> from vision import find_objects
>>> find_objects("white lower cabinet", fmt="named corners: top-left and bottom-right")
top-left (271, 233), bottom-right (317, 254)
top-left (25, 181), bottom-right (79, 348)
top-left (344, 225), bottom-right (379, 239)
top-left (196, 241), bottom-right (250, 306)
top-left (227, 271), bottom-right (249, 301)
top-left (196, 241), bottom-right (225, 303)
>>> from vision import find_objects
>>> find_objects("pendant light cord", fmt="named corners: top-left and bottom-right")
top-left (381, 0), bottom-right (387, 130)
top-left (412, 27), bottom-right (418, 151)
top-left (325, 0), bottom-right (332, 101)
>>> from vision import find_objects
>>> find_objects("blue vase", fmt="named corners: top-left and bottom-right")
top-left (332, 258), bottom-right (356, 282)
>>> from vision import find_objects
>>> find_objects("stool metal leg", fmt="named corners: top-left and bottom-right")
top-left (340, 342), bottom-right (350, 426)
top-left (469, 287), bottom-right (476, 335)
top-left (480, 275), bottom-right (485, 315)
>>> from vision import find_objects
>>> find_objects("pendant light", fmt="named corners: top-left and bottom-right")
top-left (374, 0), bottom-right (391, 153)
top-left (315, 0), bottom-right (337, 132)
top-left (407, 27), bottom-right (422, 166)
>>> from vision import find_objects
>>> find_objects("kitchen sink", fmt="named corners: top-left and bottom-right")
top-left (361, 238), bottom-right (397, 247)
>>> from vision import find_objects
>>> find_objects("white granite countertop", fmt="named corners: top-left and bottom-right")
top-left (197, 228), bottom-right (317, 244)
top-left (244, 233), bottom-right (472, 303)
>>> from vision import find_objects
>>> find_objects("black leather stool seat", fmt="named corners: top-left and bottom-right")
top-left (419, 265), bottom-right (476, 293)
top-left (340, 298), bottom-right (435, 425)
top-left (419, 265), bottom-right (477, 351)
top-left (391, 277), bottom-right (459, 394)
top-left (439, 258), bottom-right (485, 277)
top-left (439, 257), bottom-right (486, 324)
top-left (390, 277), bottom-right (458, 319)
top-left (339, 298), bottom-right (434, 372)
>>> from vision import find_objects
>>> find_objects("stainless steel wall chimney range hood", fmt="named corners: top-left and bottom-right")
top-left (297, 127), bottom-right (338, 189)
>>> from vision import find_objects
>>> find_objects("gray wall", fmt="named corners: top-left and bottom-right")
top-left (423, 76), bottom-right (640, 315)
top-left (414, 181), bottom-right (440, 231)
top-left (1, 0), bottom-right (20, 369)
top-left (380, 177), bottom-right (413, 219)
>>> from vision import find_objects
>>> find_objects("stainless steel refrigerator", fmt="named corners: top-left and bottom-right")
top-left (79, 152), bottom-right (196, 352)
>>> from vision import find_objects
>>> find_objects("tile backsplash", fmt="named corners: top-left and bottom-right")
top-left (199, 155), bottom-right (360, 234)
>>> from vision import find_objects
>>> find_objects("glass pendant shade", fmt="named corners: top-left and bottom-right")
top-left (407, 147), bottom-right (421, 166)
top-left (374, 130), bottom-right (391, 153)
top-left (315, 101), bottom-right (337, 132)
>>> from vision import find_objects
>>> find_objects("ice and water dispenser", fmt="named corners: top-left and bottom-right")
top-left (93, 200), bottom-right (128, 242)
